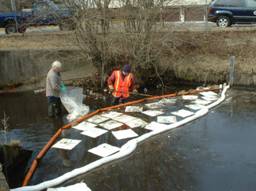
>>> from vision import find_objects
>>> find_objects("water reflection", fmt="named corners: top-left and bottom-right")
top-left (1, 89), bottom-right (256, 191)
top-left (61, 90), bottom-right (256, 191)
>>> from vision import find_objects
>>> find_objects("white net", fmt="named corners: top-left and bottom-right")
top-left (60, 87), bottom-right (90, 121)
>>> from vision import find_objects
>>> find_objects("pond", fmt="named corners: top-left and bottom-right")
top-left (1, 88), bottom-right (256, 191)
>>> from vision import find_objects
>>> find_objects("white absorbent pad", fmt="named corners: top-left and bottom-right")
top-left (47, 183), bottom-right (91, 191)
top-left (80, 126), bottom-right (108, 138)
top-left (182, 95), bottom-right (198, 100)
top-left (158, 98), bottom-right (176, 104)
top-left (125, 106), bottom-right (143, 112)
top-left (201, 96), bottom-right (218, 101)
top-left (157, 116), bottom-right (177, 124)
top-left (88, 143), bottom-right (120, 157)
top-left (142, 110), bottom-right (164, 117)
top-left (99, 120), bottom-right (124, 130)
top-left (185, 104), bottom-right (204, 111)
top-left (101, 111), bottom-right (123, 119)
top-left (52, 139), bottom-right (81, 150)
top-left (145, 102), bottom-right (164, 109)
top-left (172, 109), bottom-right (194, 118)
top-left (72, 121), bottom-right (97, 131)
top-left (199, 91), bottom-right (218, 97)
top-left (193, 99), bottom-right (212, 106)
top-left (125, 118), bottom-right (148, 128)
top-left (144, 122), bottom-right (170, 131)
top-left (87, 115), bottom-right (109, 124)
top-left (112, 129), bottom-right (139, 140)
top-left (113, 114), bottom-right (138, 123)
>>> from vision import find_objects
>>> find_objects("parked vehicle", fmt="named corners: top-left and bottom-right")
top-left (0, 0), bottom-right (74, 34)
top-left (208, 0), bottom-right (256, 27)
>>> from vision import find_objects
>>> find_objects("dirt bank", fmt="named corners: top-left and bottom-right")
top-left (0, 28), bottom-right (256, 89)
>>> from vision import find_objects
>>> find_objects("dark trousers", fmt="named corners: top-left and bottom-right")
top-left (112, 96), bottom-right (128, 105)
top-left (47, 96), bottom-right (62, 117)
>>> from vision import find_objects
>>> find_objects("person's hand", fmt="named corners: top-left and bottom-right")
top-left (108, 85), bottom-right (114, 94)
top-left (108, 85), bottom-right (114, 91)
top-left (60, 83), bottom-right (67, 93)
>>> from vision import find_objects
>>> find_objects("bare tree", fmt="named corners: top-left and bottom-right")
top-left (64, 0), bottom-right (178, 89)
top-left (1, 112), bottom-right (9, 132)
top-left (1, 112), bottom-right (9, 145)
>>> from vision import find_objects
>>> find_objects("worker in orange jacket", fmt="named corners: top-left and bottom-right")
top-left (107, 64), bottom-right (136, 105)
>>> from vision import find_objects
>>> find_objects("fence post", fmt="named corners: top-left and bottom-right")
top-left (180, 6), bottom-right (185, 22)
top-left (229, 56), bottom-right (236, 86)
top-left (204, 0), bottom-right (209, 30)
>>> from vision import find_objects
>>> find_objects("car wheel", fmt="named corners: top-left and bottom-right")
top-left (5, 23), bottom-right (17, 34)
top-left (18, 26), bottom-right (27, 33)
top-left (216, 16), bottom-right (231, 27)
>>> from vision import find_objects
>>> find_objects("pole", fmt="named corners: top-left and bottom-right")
top-left (204, 0), bottom-right (208, 31)
top-left (229, 56), bottom-right (236, 86)
top-left (10, 0), bottom-right (18, 32)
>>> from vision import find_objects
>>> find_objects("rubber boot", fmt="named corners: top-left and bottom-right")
top-left (48, 103), bottom-right (54, 118)
top-left (54, 102), bottom-right (62, 117)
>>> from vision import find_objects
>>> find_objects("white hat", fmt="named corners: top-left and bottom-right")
top-left (52, 60), bottom-right (62, 69)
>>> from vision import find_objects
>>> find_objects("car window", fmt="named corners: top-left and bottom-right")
top-left (246, 0), bottom-right (256, 7)
top-left (34, 3), bottom-right (52, 15)
top-left (215, 0), bottom-right (245, 7)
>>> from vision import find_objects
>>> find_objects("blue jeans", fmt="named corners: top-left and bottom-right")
top-left (112, 97), bottom-right (128, 105)
top-left (47, 96), bottom-right (62, 117)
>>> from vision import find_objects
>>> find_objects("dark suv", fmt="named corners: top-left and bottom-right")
top-left (208, 0), bottom-right (256, 27)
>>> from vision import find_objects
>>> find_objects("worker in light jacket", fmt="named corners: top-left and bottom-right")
top-left (46, 60), bottom-right (64, 117)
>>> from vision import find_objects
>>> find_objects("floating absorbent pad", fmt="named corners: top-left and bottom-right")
top-left (125, 119), bottom-right (148, 128)
top-left (112, 129), bottom-right (139, 140)
top-left (47, 183), bottom-right (91, 191)
top-left (87, 115), bottom-right (109, 124)
top-left (113, 114), bottom-right (139, 123)
top-left (145, 102), bottom-right (164, 109)
top-left (185, 104), bottom-right (204, 111)
top-left (158, 98), bottom-right (177, 104)
top-left (142, 110), bottom-right (164, 117)
top-left (99, 120), bottom-right (124, 130)
top-left (193, 99), bottom-right (212, 106)
top-left (182, 95), bottom-right (198, 101)
top-left (80, 126), bottom-right (108, 138)
top-left (201, 96), bottom-right (218, 101)
top-left (125, 106), bottom-right (143, 113)
top-left (101, 111), bottom-right (123, 119)
top-left (88, 143), bottom-right (120, 157)
top-left (172, 109), bottom-right (194, 118)
top-left (145, 122), bottom-right (171, 131)
top-left (157, 116), bottom-right (177, 124)
top-left (72, 121), bottom-right (97, 131)
top-left (199, 91), bottom-right (218, 97)
top-left (52, 139), bottom-right (81, 150)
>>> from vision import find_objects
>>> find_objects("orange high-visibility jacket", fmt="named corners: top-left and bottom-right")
top-left (112, 70), bottom-right (132, 98)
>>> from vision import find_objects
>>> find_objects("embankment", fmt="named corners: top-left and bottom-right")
top-left (0, 28), bottom-right (256, 89)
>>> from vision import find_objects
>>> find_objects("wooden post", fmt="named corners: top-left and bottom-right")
top-left (229, 56), bottom-right (236, 86)
top-left (180, 6), bottom-right (185, 22)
